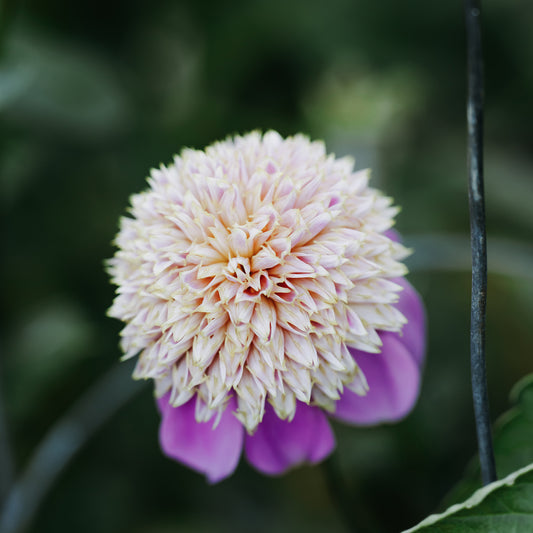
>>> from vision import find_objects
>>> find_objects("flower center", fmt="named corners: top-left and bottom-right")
top-left (223, 254), bottom-right (271, 299)
top-left (226, 256), bottom-right (251, 282)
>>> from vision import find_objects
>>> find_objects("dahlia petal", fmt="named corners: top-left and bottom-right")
top-left (157, 393), bottom-right (244, 483)
top-left (334, 332), bottom-right (420, 425)
top-left (393, 277), bottom-right (426, 365)
top-left (383, 229), bottom-right (426, 364)
top-left (385, 228), bottom-right (401, 243)
top-left (245, 402), bottom-right (335, 475)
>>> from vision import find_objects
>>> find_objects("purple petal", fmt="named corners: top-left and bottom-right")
top-left (393, 277), bottom-right (426, 365)
top-left (334, 332), bottom-right (420, 425)
top-left (385, 228), bottom-right (401, 243)
top-left (245, 402), bottom-right (335, 475)
top-left (384, 229), bottom-right (426, 364)
top-left (157, 393), bottom-right (244, 483)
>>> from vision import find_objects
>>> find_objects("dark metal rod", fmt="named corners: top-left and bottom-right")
top-left (465, 0), bottom-right (497, 485)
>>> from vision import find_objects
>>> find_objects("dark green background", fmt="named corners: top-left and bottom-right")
top-left (2, 0), bottom-right (533, 531)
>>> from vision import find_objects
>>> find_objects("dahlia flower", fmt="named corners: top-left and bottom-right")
top-left (107, 131), bottom-right (425, 482)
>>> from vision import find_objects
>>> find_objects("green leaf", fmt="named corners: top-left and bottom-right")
top-left (444, 373), bottom-right (533, 506)
top-left (303, 65), bottom-right (425, 139)
top-left (0, 26), bottom-right (129, 138)
top-left (5, 300), bottom-right (96, 417)
top-left (402, 463), bottom-right (533, 532)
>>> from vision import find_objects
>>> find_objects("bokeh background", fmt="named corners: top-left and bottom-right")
top-left (1, 0), bottom-right (533, 532)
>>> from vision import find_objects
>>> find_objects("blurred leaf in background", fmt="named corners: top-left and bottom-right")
top-left (4, 300), bottom-right (95, 418)
top-left (0, 27), bottom-right (129, 138)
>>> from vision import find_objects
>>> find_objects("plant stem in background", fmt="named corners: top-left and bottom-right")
top-left (0, 367), bottom-right (15, 508)
top-left (0, 361), bottom-right (146, 533)
top-left (323, 457), bottom-right (381, 533)
top-left (0, 0), bottom-right (18, 55)
top-left (465, 0), bottom-right (497, 486)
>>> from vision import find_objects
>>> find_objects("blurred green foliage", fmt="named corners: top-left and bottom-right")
top-left (1, 0), bottom-right (533, 532)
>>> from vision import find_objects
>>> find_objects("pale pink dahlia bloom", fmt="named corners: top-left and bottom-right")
top-left (107, 131), bottom-right (426, 482)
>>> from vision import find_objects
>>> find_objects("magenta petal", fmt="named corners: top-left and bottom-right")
top-left (245, 402), bottom-right (335, 475)
top-left (334, 332), bottom-right (421, 425)
top-left (385, 228), bottom-right (401, 243)
top-left (157, 394), bottom-right (244, 483)
top-left (393, 277), bottom-right (426, 365)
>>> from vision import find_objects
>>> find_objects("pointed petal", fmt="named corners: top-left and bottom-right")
top-left (333, 332), bottom-right (421, 425)
top-left (384, 228), bottom-right (401, 243)
top-left (157, 393), bottom-right (244, 483)
top-left (392, 278), bottom-right (426, 365)
top-left (244, 402), bottom-right (335, 475)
